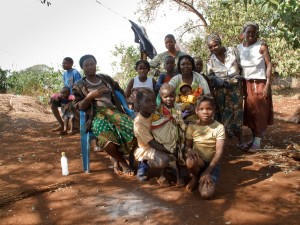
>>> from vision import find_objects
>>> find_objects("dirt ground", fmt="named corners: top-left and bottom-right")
top-left (0, 90), bottom-right (299, 225)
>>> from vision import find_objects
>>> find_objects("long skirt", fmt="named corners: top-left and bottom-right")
top-left (213, 82), bottom-right (244, 138)
top-left (244, 80), bottom-right (274, 135)
top-left (92, 106), bottom-right (135, 155)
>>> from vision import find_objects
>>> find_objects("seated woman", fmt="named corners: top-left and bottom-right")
top-left (72, 54), bottom-right (135, 176)
top-left (169, 54), bottom-right (210, 123)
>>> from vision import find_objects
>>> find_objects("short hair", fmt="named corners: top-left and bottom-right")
top-left (206, 33), bottom-right (222, 45)
top-left (63, 57), bottom-right (74, 64)
top-left (135, 88), bottom-right (155, 112)
top-left (193, 56), bottom-right (203, 63)
top-left (159, 83), bottom-right (175, 95)
top-left (196, 94), bottom-right (215, 109)
top-left (61, 86), bottom-right (70, 94)
top-left (165, 34), bottom-right (176, 41)
top-left (164, 55), bottom-right (175, 64)
top-left (242, 22), bottom-right (259, 33)
top-left (177, 55), bottom-right (195, 74)
top-left (135, 59), bottom-right (150, 70)
top-left (79, 54), bottom-right (97, 69)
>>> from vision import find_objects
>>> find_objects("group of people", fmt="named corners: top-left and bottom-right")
top-left (50, 22), bottom-right (273, 200)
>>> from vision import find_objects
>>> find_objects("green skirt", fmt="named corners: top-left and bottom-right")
top-left (92, 106), bottom-right (135, 154)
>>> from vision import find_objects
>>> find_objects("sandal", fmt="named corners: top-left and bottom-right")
top-left (68, 130), bottom-right (77, 135)
top-left (157, 177), bottom-right (170, 187)
top-left (185, 175), bottom-right (198, 192)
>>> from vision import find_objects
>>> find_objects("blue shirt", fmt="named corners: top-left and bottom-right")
top-left (63, 69), bottom-right (82, 94)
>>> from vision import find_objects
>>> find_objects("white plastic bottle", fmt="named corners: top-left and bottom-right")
top-left (61, 152), bottom-right (69, 176)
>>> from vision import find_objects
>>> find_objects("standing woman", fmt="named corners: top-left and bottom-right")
top-left (237, 22), bottom-right (273, 152)
top-left (169, 55), bottom-right (210, 122)
top-left (72, 54), bottom-right (135, 175)
top-left (150, 34), bottom-right (186, 75)
top-left (206, 33), bottom-right (244, 146)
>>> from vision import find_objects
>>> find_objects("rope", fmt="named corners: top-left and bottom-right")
top-left (95, 0), bottom-right (129, 21)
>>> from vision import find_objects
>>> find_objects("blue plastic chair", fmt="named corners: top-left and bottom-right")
top-left (80, 90), bottom-right (135, 173)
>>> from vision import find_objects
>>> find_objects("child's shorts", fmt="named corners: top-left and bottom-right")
top-left (200, 161), bottom-right (221, 184)
top-left (134, 147), bottom-right (168, 168)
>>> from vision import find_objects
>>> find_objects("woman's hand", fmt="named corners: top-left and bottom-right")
top-left (262, 84), bottom-right (271, 98)
top-left (87, 88), bottom-right (103, 99)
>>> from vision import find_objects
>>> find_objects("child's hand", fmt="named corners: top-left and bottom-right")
top-left (185, 148), bottom-right (198, 160)
top-left (199, 172), bottom-right (214, 188)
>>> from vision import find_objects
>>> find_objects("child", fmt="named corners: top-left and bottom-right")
top-left (151, 83), bottom-right (186, 186)
top-left (133, 88), bottom-right (170, 186)
top-left (51, 57), bottom-right (81, 132)
top-left (193, 56), bottom-right (211, 91)
top-left (50, 87), bottom-right (75, 135)
top-left (176, 83), bottom-right (202, 121)
top-left (185, 95), bottom-right (225, 199)
top-left (125, 60), bottom-right (157, 110)
top-left (155, 56), bottom-right (176, 92)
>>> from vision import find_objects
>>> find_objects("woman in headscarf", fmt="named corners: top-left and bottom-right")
top-left (237, 22), bottom-right (273, 152)
top-left (206, 32), bottom-right (244, 147)
top-left (72, 54), bottom-right (135, 176)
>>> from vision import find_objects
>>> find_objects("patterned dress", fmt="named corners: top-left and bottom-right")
top-left (207, 47), bottom-right (243, 138)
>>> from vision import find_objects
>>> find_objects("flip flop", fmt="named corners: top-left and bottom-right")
top-left (122, 169), bottom-right (135, 177)
top-left (175, 178), bottom-right (185, 187)
top-left (52, 127), bottom-right (63, 132)
top-left (113, 167), bottom-right (123, 175)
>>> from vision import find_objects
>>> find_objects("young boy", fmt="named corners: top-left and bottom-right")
top-left (51, 57), bottom-right (81, 131)
top-left (151, 83), bottom-right (186, 186)
top-left (133, 88), bottom-right (170, 186)
top-left (50, 87), bottom-right (75, 135)
top-left (155, 56), bottom-right (176, 92)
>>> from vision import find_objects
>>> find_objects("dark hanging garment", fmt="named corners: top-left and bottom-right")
top-left (129, 20), bottom-right (157, 59)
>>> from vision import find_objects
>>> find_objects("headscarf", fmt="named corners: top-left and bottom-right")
top-left (206, 33), bottom-right (222, 45)
top-left (79, 54), bottom-right (97, 69)
top-left (242, 22), bottom-right (259, 33)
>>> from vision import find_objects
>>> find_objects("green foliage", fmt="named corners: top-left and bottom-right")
top-left (232, 0), bottom-right (300, 49)
top-left (6, 64), bottom-right (62, 104)
top-left (183, 0), bottom-right (300, 77)
top-left (111, 43), bottom-right (140, 88)
top-left (0, 67), bottom-right (9, 93)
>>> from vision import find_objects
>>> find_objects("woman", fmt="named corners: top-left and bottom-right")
top-left (169, 55), bottom-right (210, 122)
top-left (206, 33), bottom-right (244, 146)
top-left (149, 34), bottom-right (186, 75)
top-left (72, 55), bottom-right (135, 176)
top-left (237, 22), bottom-right (273, 152)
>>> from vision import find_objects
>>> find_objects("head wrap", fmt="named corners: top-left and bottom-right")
top-left (206, 33), bottom-right (222, 45)
top-left (242, 22), bottom-right (259, 33)
top-left (79, 54), bottom-right (97, 69)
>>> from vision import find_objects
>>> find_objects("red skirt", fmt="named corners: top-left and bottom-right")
top-left (243, 80), bottom-right (274, 134)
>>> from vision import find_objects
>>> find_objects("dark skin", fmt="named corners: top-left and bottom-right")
top-left (185, 100), bottom-right (224, 197)
top-left (51, 59), bottom-right (74, 131)
top-left (207, 40), bottom-right (226, 64)
top-left (125, 62), bottom-right (157, 101)
top-left (59, 88), bottom-right (74, 135)
top-left (77, 57), bottom-right (133, 175)
top-left (193, 57), bottom-right (203, 74)
top-left (165, 37), bottom-right (177, 56)
top-left (243, 25), bottom-right (272, 99)
top-left (179, 58), bottom-right (196, 113)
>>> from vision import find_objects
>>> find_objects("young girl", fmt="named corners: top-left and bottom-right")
top-left (125, 60), bottom-right (157, 110)
top-left (237, 22), bottom-right (273, 152)
top-left (133, 88), bottom-right (170, 186)
top-left (151, 83), bottom-right (186, 186)
top-left (155, 56), bottom-right (176, 92)
top-left (185, 95), bottom-right (225, 199)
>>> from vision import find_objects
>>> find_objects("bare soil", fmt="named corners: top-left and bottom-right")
top-left (0, 91), bottom-right (299, 225)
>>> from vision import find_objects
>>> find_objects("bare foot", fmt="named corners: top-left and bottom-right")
top-left (52, 126), bottom-right (63, 132)
top-left (68, 130), bottom-right (77, 135)
top-left (157, 177), bottom-right (170, 187)
top-left (185, 176), bottom-right (198, 192)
